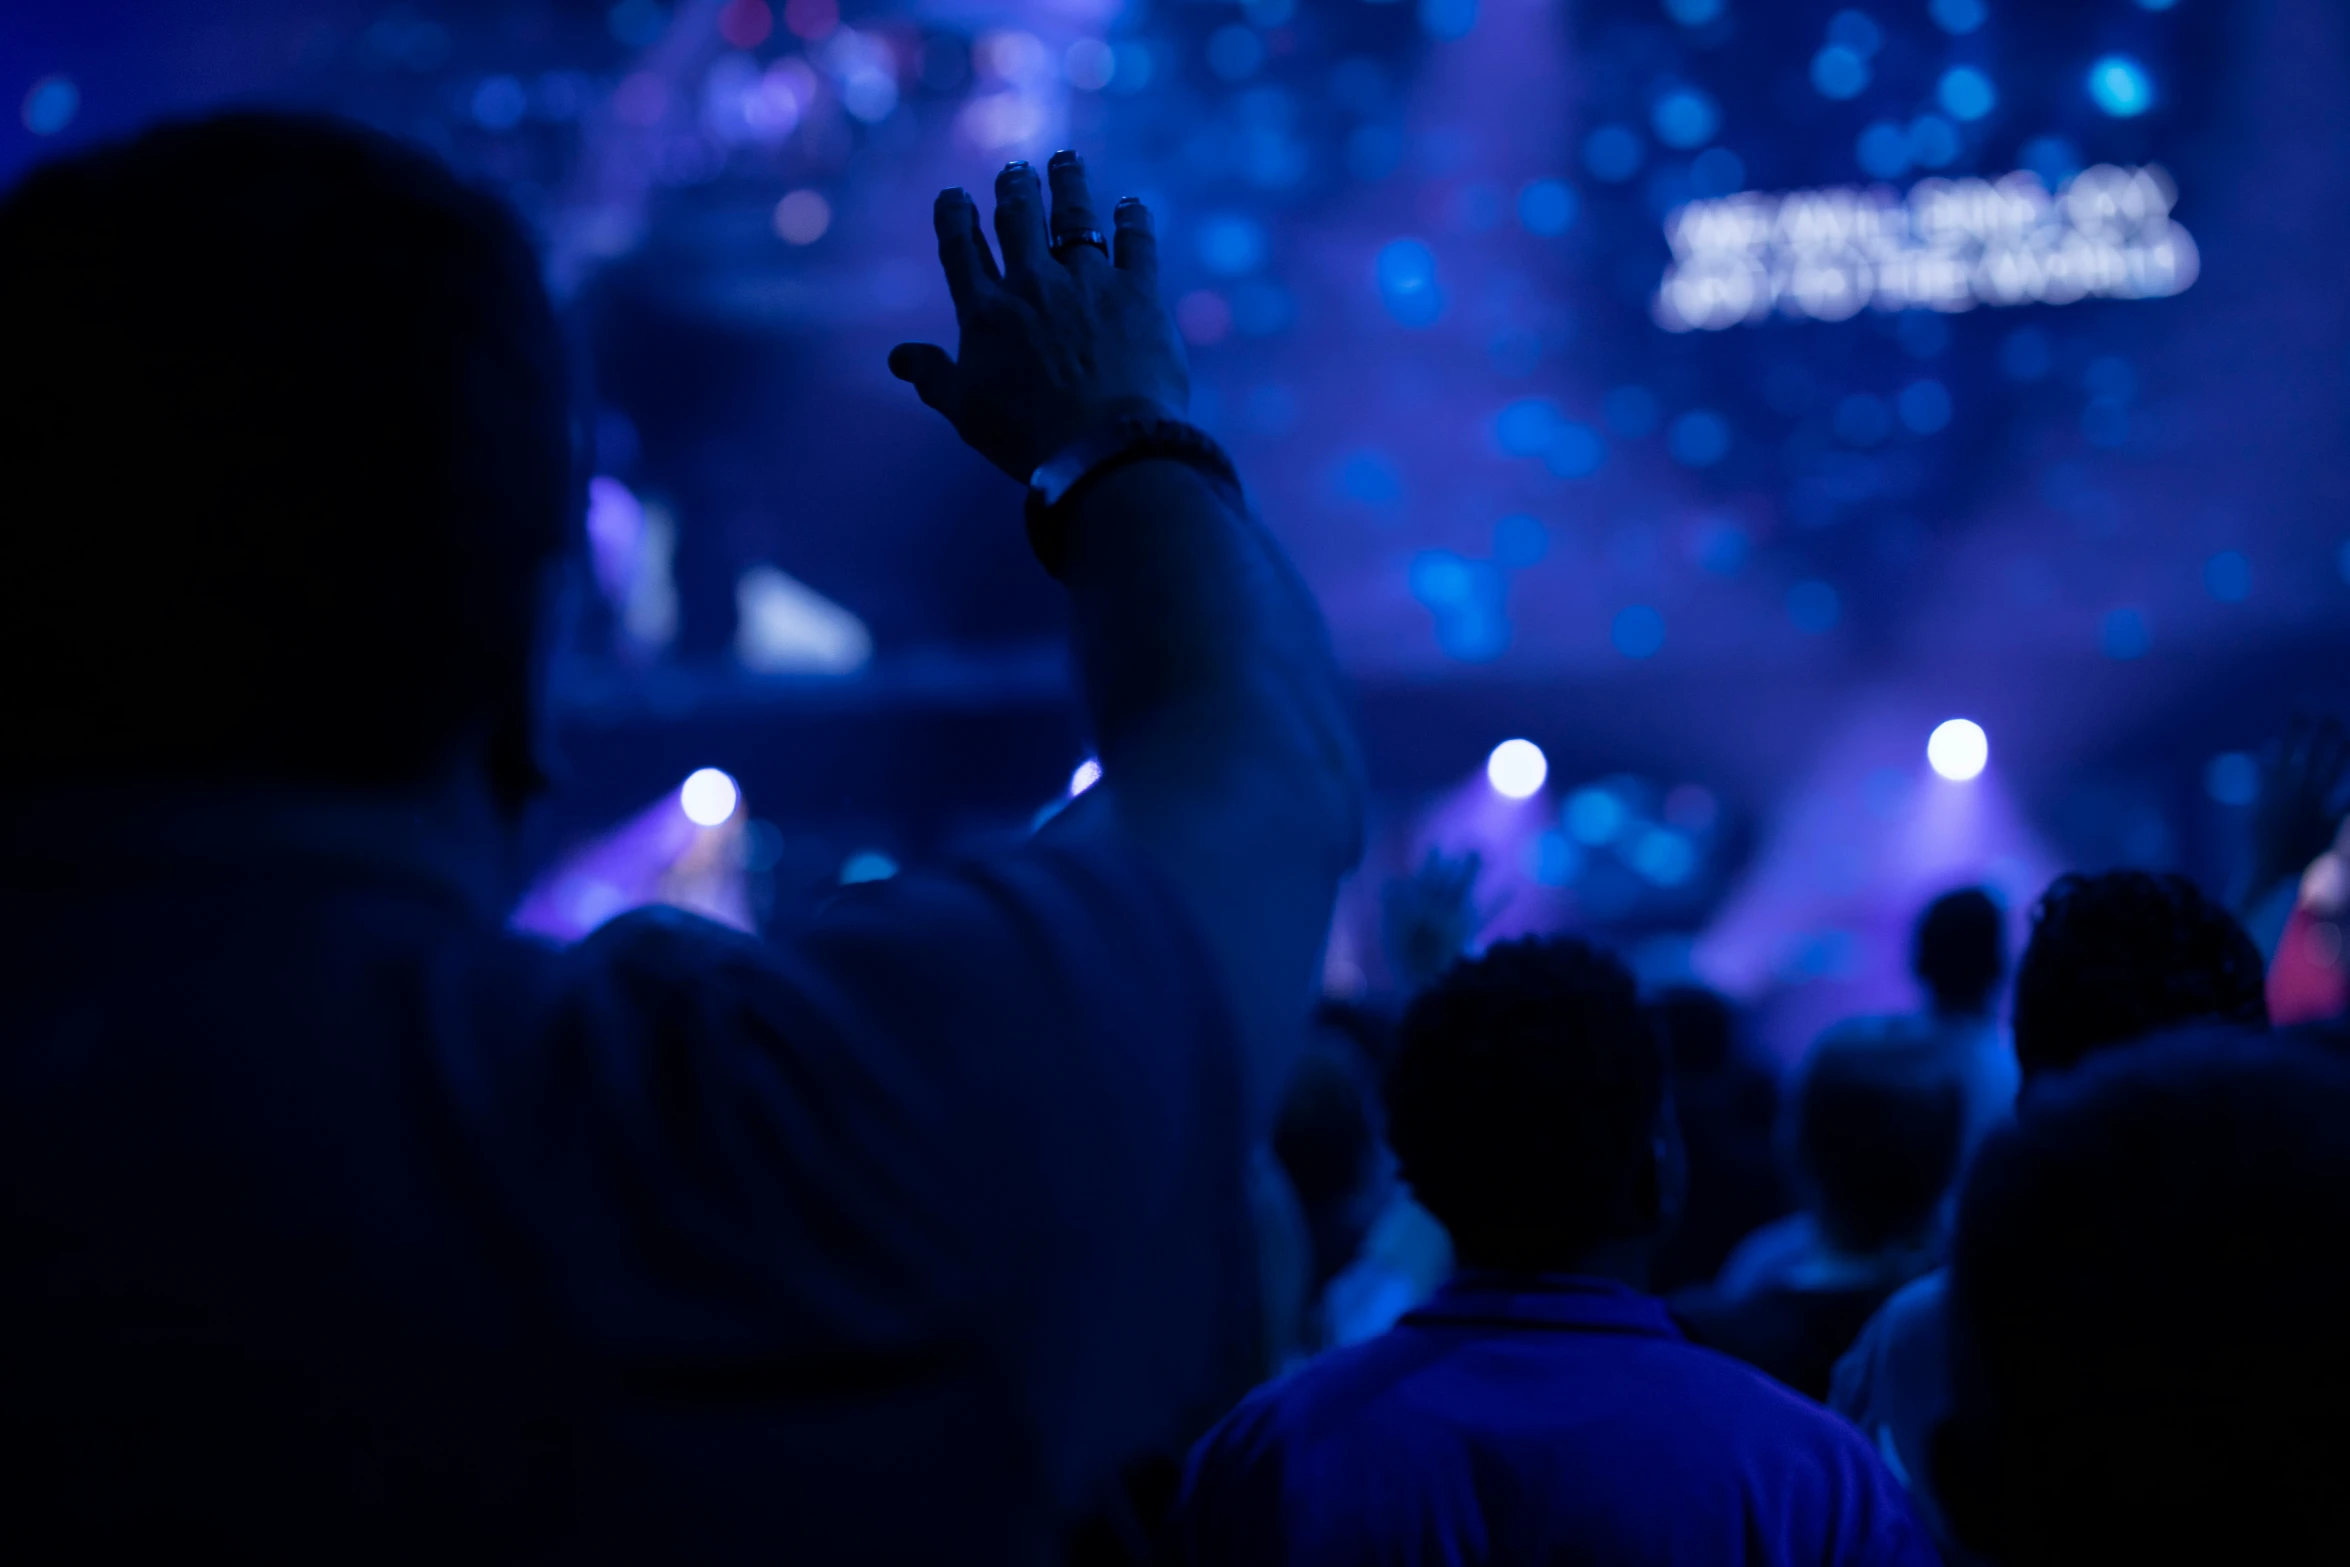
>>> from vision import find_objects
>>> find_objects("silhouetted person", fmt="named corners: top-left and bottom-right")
top-left (1271, 1031), bottom-right (1393, 1330)
top-left (1677, 1021), bottom-right (1961, 1400)
top-left (0, 117), bottom-right (1362, 1562)
top-left (1647, 986), bottom-right (1791, 1295)
top-left (1176, 938), bottom-right (1935, 1566)
top-left (1912, 887), bottom-right (2020, 1162)
top-left (1934, 1035), bottom-right (2350, 1564)
top-left (1830, 872), bottom-right (2268, 1556)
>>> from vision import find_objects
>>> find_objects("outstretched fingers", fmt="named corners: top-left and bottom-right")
top-left (932, 188), bottom-right (998, 318)
top-left (993, 161), bottom-right (1052, 279)
top-left (1112, 196), bottom-right (1158, 286)
top-left (1046, 150), bottom-right (1106, 267)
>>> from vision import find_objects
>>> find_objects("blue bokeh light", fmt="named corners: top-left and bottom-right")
top-left (1197, 213), bottom-right (1268, 277)
top-left (1632, 829), bottom-right (1698, 888)
top-left (1811, 45), bottom-right (1872, 101)
top-left (1858, 121), bottom-right (1910, 180)
top-left (1688, 146), bottom-right (1747, 196)
top-left (1494, 398), bottom-right (1560, 457)
top-left (1908, 115), bottom-right (1962, 169)
top-left (1668, 409), bottom-right (1732, 467)
top-left (2101, 607), bottom-right (2152, 660)
top-left (2204, 551), bottom-right (2253, 603)
top-left (1494, 514), bottom-right (1549, 569)
top-left (22, 75), bottom-right (79, 136)
top-left (1652, 87), bottom-right (1720, 150)
top-left (2088, 55), bottom-right (2154, 118)
top-left (1547, 422), bottom-right (1608, 478)
top-left (1419, 0), bottom-right (1479, 41)
top-left (1828, 10), bottom-right (1885, 56)
top-left (2020, 134), bottom-right (2082, 187)
top-left (1516, 178), bottom-right (1579, 235)
top-left (1930, 0), bottom-right (1987, 34)
top-left (472, 75), bottom-right (528, 130)
top-left (1566, 786), bottom-right (1629, 847)
top-left (1205, 25), bottom-right (1265, 82)
top-left (1664, 0), bottom-right (1725, 25)
top-left (2206, 752), bottom-right (2261, 807)
top-left (1377, 238), bottom-right (1444, 327)
top-left (1899, 379), bottom-right (1954, 435)
top-left (1582, 124), bottom-right (1646, 183)
top-left (1787, 580), bottom-right (1842, 634)
top-left (1612, 605), bottom-right (1667, 659)
top-left (1939, 67), bottom-right (1997, 122)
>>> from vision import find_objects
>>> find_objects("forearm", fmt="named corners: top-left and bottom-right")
top-left (1058, 458), bottom-right (1365, 1118)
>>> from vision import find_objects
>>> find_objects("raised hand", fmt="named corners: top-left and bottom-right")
top-left (888, 153), bottom-right (1188, 482)
top-left (2242, 715), bottom-right (2350, 911)
top-left (1382, 850), bottom-right (1496, 994)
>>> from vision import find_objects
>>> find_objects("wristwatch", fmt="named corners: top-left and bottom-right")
top-left (1023, 402), bottom-right (1245, 579)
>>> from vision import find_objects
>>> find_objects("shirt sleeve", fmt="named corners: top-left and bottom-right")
top-left (554, 835), bottom-right (1259, 1520)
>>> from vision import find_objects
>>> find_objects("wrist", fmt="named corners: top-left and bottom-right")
top-left (1023, 406), bottom-right (1242, 579)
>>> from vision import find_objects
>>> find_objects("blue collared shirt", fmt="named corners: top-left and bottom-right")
top-left (1178, 1272), bottom-right (1940, 1566)
top-left (0, 788), bottom-right (1257, 1564)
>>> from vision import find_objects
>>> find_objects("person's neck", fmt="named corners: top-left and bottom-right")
top-left (1459, 1237), bottom-right (1655, 1293)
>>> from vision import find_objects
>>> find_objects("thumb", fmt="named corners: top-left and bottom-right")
top-left (888, 343), bottom-right (960, 421)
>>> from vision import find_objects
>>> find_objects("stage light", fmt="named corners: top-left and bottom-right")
top-left (1927, 720), bottom-right (1989, 783)
top-left (1487, 740), bottom-right (1549, 800)
top-left (681, 769), bottom-right (740, 827)
top-left (2088, 56), bottom-right (2153, 118)
top-left (1069, 758), bottom-right (1103, 797)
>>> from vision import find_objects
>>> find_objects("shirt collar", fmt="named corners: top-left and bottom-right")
top-left (1402, 1272), bottom-right (1686, 1341)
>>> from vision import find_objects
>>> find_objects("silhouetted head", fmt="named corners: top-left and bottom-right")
top-left (1385, 937), bottom-right (1669, 1274)
top-left (0, 111), bottom-right (574, 808)
top-left (1936, 1033), bottom-right (2350, 1564)
top-left (2011, 872), bottom-right (2267, 1083)
top-left (1790, 1017), bottom-right (1963, 1255)
top-left (1913, 887), bottom-right (2008, 1017)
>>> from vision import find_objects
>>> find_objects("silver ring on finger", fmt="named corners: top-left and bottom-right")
top-left (1050, 228), bottom-right (1109, 260)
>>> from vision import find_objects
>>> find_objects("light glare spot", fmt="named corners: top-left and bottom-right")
top-left (681, 768), bottom-right (741, 826)
top-left (1927, 719), bottom-right (1989, 783)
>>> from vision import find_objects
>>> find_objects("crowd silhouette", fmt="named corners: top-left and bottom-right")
top-left (4, 112), bottom-right (2346, 1565)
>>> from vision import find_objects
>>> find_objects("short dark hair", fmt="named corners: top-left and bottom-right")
top-left (0, 112), bottom-right (574, 799)
top-left (2010, 872), bottom-right (2267, 1081)
top-left (1940, 1033), bottom-right (2350, 1563)
top-left (1791, 1018), bottom-right (1963, 1253)
top-left (1914, 887), bottom-right (2007, 1014)
top-left (1385, 937), bottom-right (1663, 1271)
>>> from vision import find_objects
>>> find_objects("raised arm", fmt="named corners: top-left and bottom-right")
top-left (889, 155), bottom-right (1364, 1122)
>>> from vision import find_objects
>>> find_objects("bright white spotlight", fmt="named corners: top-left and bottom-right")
top-left (1069, 758), bottom-right (1103, 797)
top-left (1927, 720), bottom-right (1990, 783)
top-left (680, 767), bottom-right (741, 826)
top-left (1487, 739), bottom-right (1550, 800)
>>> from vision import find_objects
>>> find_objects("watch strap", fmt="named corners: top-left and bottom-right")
top-left (1023, 406), bottom-right (1243, 579)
